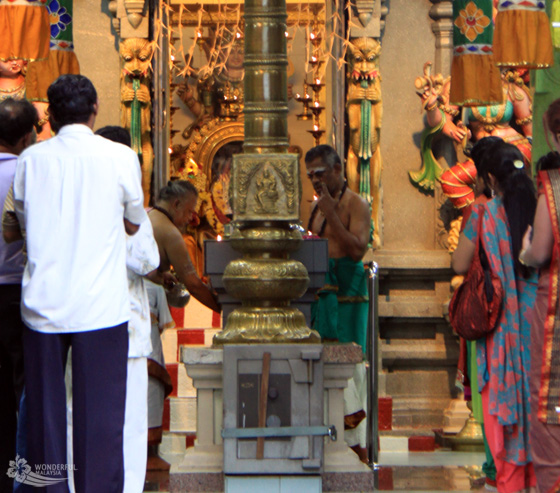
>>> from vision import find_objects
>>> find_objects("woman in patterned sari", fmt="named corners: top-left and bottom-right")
top-left (519, 149), bottom-right (560, 493)
top-left (453, 141), bottom-right (537, 493)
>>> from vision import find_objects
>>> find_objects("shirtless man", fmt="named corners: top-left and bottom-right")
top-left (306, 144), bottom-right (370, 260)
top-left (149, 180), bottom-right (220, 312)
top-left (305, 144), bottom-right (370, 463)
top-left (146, 180), bottom-right (220, 467)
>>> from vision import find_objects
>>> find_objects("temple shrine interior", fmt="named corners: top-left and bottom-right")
top-left (2, 0), bottom-right (560, 491)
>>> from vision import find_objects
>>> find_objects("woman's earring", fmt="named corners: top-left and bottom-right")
top-left (491, 189), bottom-right (495, 198)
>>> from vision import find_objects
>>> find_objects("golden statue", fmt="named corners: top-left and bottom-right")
top-left (346, 37), bottom-right (382, 247)
top-left (255, 167), bottom-right (279, 214)
top-left (120, 38), bottom-right (155, 206)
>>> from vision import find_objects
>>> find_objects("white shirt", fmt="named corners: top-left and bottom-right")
top-left (126, 218), bottom-right (159, 357)
top-left (13, 124), bottom-right (147, 333)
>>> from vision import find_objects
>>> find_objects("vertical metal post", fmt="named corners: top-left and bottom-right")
top-left (367, 261), bottom-right (379, 465)
top-left (326, 0), bottom-right (345, 156)
top-left (213, 0), bottom-right (320, 345)
top-left (152, 0), bottom-right (170, 196)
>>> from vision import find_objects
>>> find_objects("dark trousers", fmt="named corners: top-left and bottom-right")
top-left (0, 284), bottom-right (24, 493)
top-left (22, 323), bottom-right (128, 493)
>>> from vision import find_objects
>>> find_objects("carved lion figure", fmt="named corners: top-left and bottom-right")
top-left (346, 37), bottom-right (382, 247)
top-left (120, 38), bottom-right (155, 206)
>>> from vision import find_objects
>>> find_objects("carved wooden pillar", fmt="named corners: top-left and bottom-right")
top-left (429, 0), bottom-right (453, 76)
top-left (346, 1), bottom-right (388, 247)
top-left (107, 0), bottom-right (154, 204)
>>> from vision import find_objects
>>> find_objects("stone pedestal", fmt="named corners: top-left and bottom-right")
top-left (170, 348), bottom-right (224, 492)
top-left (322, 345), bottom-right (373, 492)
top-left (170, 344), bottom-right (373, 492)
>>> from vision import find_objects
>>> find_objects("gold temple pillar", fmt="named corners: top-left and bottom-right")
top-left (213, 0), bottom-right (320, 344)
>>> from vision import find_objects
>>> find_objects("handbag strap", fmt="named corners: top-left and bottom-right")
top-left (476, 209), bottom-right (491, 271)
top-left (475, 205), bottom-right (496, 303)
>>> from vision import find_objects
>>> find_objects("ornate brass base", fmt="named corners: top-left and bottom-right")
top-left (213, 306), bottom-right (321, 345)
top-left (223, 258), bottom-right (309, 300)
top-left (450, 404), bottom-right (485, 452)
top-left (213, 224), bottom-right (321, 345)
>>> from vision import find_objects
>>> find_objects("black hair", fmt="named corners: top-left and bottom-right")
top-left (95, 126), bottom-right (131, 147)
top-left (0, 98), bottom-right (38, 147)
top-left (304, 144), bottom-right (342, 168)
top-left (536, 151), bottom-right (560, 172)
top-left (47, 74), bottom-right (97, 127)
top-left (484, 142), bottom-right (536, 277)
top-left (470, 136), bottom-right (504, 198)
top-left (546, 99), bottom-right (560, 137)
top-left (156, 180), bottom-right (198, 203)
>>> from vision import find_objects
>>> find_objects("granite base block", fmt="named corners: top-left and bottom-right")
top-left (322, 471), bottom-right (374, 491)
top-left (170, 472), bottom-right (224, 492)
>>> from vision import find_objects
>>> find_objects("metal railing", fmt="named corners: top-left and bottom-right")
top-left (366, 261), bottom-right (379, 466)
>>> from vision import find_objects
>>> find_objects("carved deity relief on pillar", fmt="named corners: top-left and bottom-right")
top-left (346, 37), bottom-right (383, 247)
top-left (412, 61), bottom-right (533, 254)
top-left (412, 63), bottom-right (533, 195)
top-left (120, 38), bottom-right (155, 206)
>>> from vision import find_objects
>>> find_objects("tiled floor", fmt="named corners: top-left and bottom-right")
top-left (143, 449), bottom-right (488, 492)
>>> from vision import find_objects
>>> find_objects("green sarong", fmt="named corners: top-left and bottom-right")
top-left (311, 257), bottom-right (369, 354)
top-left (468, 340), bottom-right (496, 481)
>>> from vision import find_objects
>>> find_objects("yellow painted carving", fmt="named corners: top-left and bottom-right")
top-left (346, 37), bottom-right (382, 247)
top-left (120, 38), bottom-right (155, 207)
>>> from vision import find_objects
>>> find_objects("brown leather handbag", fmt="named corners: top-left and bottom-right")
top-left (449, 215), bottom-right (504, 341)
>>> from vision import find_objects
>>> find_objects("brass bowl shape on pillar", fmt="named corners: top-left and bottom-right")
top-left (213, 0), bottom-right (320, 344)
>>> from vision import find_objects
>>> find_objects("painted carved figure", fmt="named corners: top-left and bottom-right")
top-left (120, 38), bottom-right (155, 206)
top-left (0, 59), bottom-right (27, 102)
top-left (412, 62), bottom-right (533, 192)
top-left (346, 37), bottom-right (382, 247)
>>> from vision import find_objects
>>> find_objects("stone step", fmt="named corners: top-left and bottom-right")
top-left (377, 465), bottom-right (481, 491)
top-left (387, 395), bottom-right (456, 430)
top-left (378, 298), bottom-right (445, 319)
top-left (384, 371), bottom-right (455, 397)
top-left (382, 339), bottom-right (459, 367)
top-left (371, 250), bottom-right (452, 270)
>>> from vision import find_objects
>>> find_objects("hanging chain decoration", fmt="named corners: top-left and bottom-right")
top-left (163, 0), bottom-right (370, 91)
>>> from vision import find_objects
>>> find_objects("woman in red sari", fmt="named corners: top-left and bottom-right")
top-left (519, 148), bottom-right (560, 493)
top-left (453, 141), bottom-right (537, 493)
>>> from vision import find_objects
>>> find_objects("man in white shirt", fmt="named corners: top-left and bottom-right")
top-left (95, 125), bottom-right (160, 493)
top-left (11, 75), bottom-right (146, 493)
